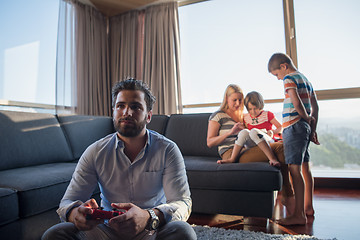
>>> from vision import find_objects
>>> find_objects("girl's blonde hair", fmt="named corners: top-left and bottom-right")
top-left (220, 84), bottom-right (244, 117)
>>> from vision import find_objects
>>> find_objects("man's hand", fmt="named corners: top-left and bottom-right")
top-left (68, 199), bottom-right (103, 231)
top-left (108, 203), bottom-right (150, 238)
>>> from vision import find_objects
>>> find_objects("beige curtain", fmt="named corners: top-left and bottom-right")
top-left (74, 2), bottom-right (111, 116)
top-left (57, 0), bottom-right (182, 116)
top-left (56, 0), bottom-right (76, 114)
top-left (142, 2), bottom-right (183, 114)
top-left (57, 0), bottom-right (111, 116)
top-left (109, 11), bottom-right (142, 85)
top-left (109, 2), bottom-right (182, 114)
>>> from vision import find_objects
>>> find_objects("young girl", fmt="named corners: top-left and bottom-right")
top-left (217, 91), bottom-right (282, 167)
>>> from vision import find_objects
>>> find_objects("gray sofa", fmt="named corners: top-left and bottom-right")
top-left (0, 110), bottom-right (282, 240)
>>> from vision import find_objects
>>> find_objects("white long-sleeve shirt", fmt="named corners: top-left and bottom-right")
top-left (57, 130), bottom-right (192, 223)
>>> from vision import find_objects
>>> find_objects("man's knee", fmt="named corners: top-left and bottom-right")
top-left (157, 221), bottom-right (196, 240)
top-left (42, 222), bottom-right (78, 240)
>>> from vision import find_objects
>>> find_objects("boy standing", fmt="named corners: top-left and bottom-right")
top-left (268, 53), bottom-right (319, 225)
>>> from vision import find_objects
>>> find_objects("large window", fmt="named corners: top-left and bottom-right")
top-left (294, 0), bottom-right (360, 90)
top-left (311, 99), bottom-right (360, 177)
top-left (0, 0), bottom-right (59, 112)
top-left (293, 0), bottom-right (360, 177)
top-left (179, 0), bottom-right (285, 111)
top-left (179, 0), bottom-right (360, 178)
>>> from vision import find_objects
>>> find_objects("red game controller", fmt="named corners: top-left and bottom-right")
top-left (86, 208), bottom-right (126, 220)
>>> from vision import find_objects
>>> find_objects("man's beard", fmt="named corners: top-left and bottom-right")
top-left (114, 116), bottom-right (147, 137)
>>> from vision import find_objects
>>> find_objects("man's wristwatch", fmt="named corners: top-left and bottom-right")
top-left (146, 209), bottom-right (160, 231)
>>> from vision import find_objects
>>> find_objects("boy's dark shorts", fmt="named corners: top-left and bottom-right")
top-left (283, 119), bottom-right (311, 165)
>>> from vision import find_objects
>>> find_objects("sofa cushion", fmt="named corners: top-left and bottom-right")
top-left (147, 115), bottom-right (169, 135)
top-left (165, 113), bottom-right (218, 157)
top-left (0, 188), bottom-right (19, 226)
top-left (0, 163), bottom-right (77, 217)
top-left (57, 115), bottom-right (115, 160)
top-left (0, 111), bottom-right (73, 171)
top-left (184, 156), bottom-right (282, 192)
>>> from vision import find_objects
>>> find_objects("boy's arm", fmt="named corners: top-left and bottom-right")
top-left (310, 93), bottom-right (319, 131)
top-left (288, 88), bottom-right (320, 145)
top-left (309, 93), bottom-right (320, 145)
top-left (269, 117), bottom-right (282, 136)
top-left (287, 88), bottom-right (311, 124)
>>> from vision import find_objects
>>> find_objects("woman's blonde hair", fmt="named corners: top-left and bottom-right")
top-left (219, 84), bottom-right (244, 117)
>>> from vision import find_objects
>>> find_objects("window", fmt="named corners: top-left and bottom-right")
top-left (179, 0), bottom-right (285, 110)
top-left (294, 0), bottom-right (360, 177)
top-left (310, 99), bottom-right (360, 177)
top-left (179, 0), bottom-right (360, 178)
top-left (294, 0), bottom-right (360, 90)
top-left (0, 0), bottom-right (59, 112)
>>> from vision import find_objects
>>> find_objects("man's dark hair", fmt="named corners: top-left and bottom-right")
top-left (112, 78), bottom-right (156, 111)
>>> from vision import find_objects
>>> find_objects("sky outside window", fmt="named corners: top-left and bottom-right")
top-left (179, 0), bottom-right (285, 107)
top-left (0, 0), bottom-right (59, 105)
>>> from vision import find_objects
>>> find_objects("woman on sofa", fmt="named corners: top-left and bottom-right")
top-left (206, 84), bottom-right (295, 213)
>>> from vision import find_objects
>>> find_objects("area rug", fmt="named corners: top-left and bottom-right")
top-left (192, 225), bottom-right (337, 240)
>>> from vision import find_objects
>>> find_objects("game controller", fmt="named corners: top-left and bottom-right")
top-left (86, 208), bottom-right (126, 220)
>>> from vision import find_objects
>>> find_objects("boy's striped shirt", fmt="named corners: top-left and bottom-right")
top-left (282, 71), bottom-right (314, 128)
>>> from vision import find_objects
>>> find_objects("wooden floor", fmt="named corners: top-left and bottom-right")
top-left (187, 188), bottom-right (360, 240)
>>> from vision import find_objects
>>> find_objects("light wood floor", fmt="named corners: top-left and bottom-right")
top-left (187, 188), bottom-right (360, 240)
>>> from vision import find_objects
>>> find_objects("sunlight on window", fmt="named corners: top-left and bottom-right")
top-left (0, 0), bottom-right (59, 106)
top-left (179, 0), bottom-right (285, 108)
top-left (294, 0), bottom-right (360, 90)
top-left (179, 0), bottom-right (360, 178)
top-left (311, 99), bottom-right (360, 177)
top-left (4, 42), bottom-right (40, 103)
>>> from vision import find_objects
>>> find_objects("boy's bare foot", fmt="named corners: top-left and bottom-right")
top-left (269, 159), bottom-right (281, 168)
top-left (276, 215), bottom-right (307, 226)
top-left (217, 158), bottom-right (235, 164)
top-left (281, 196), bottom-right (295, 216)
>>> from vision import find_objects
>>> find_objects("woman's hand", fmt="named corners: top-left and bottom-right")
top-left (207, 120), bottom-right (245, 148)
top-left (230, 122), bottom-right (244, 135)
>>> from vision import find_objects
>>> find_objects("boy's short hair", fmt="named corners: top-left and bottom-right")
top-left (244, 91), bottom-right (264, 110)
top-left (112, 78), bottom-right (156, 111)
top-left (268, 53), bottom-right (295, 72)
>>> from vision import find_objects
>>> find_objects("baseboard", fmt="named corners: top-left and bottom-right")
top-left (314, 177), bottom-right (360, 189)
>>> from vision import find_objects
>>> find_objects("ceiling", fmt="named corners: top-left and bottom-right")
top-left (79, 0), bottom-right (201, 17)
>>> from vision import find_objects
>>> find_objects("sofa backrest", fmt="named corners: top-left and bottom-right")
top-left (164, 113), bottom-right (218, 157)
top-left (0, 110), bottom-right (73, 171)
top-left (57, 114), bottom-right (115, 160)
top-left (147, 115), bottom-right (169, 135)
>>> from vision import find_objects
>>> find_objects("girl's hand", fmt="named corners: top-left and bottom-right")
top-left (267, 130), bottom-right (274, 138)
